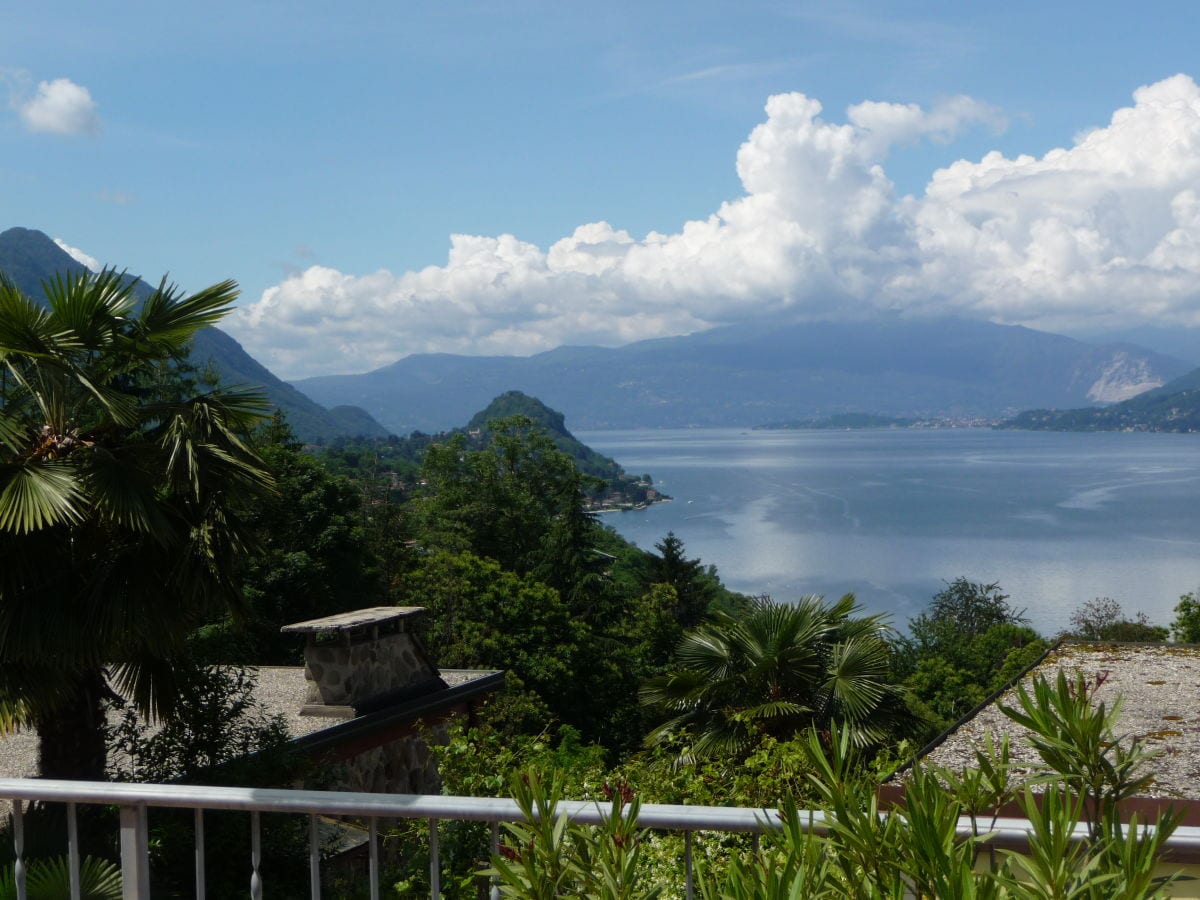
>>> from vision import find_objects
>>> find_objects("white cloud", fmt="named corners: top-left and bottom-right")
top-left (17, 78), bottom-right (100, 136)
top-left (53, 239), bottom-right (100, 272)
top-left (233, 74), bottom-right (1200, 378)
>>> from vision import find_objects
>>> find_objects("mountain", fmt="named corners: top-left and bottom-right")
top-left (1005, 366), bottom-right (1200, 432)
top-left (467, 390), bottom-right (644, 488)
top-left (295, 317), bottom-right (1191, 433)
top-left (0, 227), bottom-right (388, 442)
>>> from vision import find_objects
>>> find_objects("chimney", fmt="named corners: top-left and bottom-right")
top-left (281, 607), bottom-right (443, 716)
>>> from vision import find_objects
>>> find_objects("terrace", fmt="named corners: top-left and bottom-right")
top-left (6, 777), bottom-right (1200, 899)
top-left (8, 640), bottom-right (1200, 897)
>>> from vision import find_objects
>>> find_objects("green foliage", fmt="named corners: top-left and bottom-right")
top-left (193, 412), bottom-right (384, 664)
top-left (105, 664), bottom-right (290, 782)
top-left (0, 268), bottom-right (273, 778)
top-left (486, 769), bottom-right (662, 900)
top-left (1170, 591), bottom-right (1200, 643)
top-left (491, 673), bottom-right (1179, 899)
top-left (1068, 598), bottom-right (1168, 643)
top-left (412, 415), bottom-right (605, 602)
top-left (642, 594), bottom-right (901, 759)
top-left (646, 532), bottom-right (720, 628)
top-left (900, 579), bottom-right (1028, 675)
top-left (0, 855), bottom-right (122, 900)
top-left (466, 391), bottom-right (655, 505)
top-left (897, 580), bottom-right (1047, 736)
top-left (401, 550), bottom-right (588, 715)
top-left (998, 670), bottom-right (1158, 838)
top-left (105, 664), bottom-right (311, 899)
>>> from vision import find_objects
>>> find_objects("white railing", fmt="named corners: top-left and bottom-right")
top-left (5, 778), bottom-right (1200, 899)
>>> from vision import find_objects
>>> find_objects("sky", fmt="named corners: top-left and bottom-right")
top-left (3, 1), bottom-right (1200, 379)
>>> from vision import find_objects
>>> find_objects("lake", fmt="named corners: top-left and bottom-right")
top-left (578, 428), bottom-right (1200, 635)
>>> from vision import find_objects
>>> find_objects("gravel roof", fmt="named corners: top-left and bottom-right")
top-left (0, 665), bottom-right (499, 783)
top-left (918, 642), bottom-right (1200, 801)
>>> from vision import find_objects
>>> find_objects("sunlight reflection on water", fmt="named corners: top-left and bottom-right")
top-left (582, 428), bottom-right (1200, 635)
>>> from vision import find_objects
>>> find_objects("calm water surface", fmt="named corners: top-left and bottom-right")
top-left (578, 428), bottom-right (1200, 635)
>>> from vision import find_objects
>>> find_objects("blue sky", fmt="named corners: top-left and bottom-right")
top-left (3, 1), bottom-right (1200, 378)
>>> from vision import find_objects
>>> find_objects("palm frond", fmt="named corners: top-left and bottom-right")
top-left (110, 657), bottom-right (188, 722)
top-left (0, 285), bottom-right (79, 360)
top-left (0, 410), bottom-right (26, 455)
top-left (0, 460), bottom-right (84, 533)
top-left (822, 636), bottom-right (893, 721)
top-left (82, 445), bottom-right (174, 537)
top-left (137, 277), bottom-right (239, 346)
top-left (42, 268), bottom-right (137, 348)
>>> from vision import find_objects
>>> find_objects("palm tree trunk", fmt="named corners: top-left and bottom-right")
top-left (36, 668), bottom-right (109, 781)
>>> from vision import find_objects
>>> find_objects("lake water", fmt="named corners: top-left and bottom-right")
top-left (578, 428), bottom-right (1200, 635)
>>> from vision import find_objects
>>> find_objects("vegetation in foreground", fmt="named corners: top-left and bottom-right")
top-left (3, 268), bottom-right (1198, 897)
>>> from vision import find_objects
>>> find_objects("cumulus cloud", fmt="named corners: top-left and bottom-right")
top-left (16, 77), bottom-right (100, 136)
top-left (233, 74), bottom-right (1200, 378)
top-left (53, 239), bottom-right (100, 272)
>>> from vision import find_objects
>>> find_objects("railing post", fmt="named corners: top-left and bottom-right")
top-left (429, 818), bottom-right (440, 898)
top-left (489, 822), bottom-right (500, 900)
top-left (67, 802), bottom-right (81, 900)
top-left (684, 831), bottom-right (694, 900)
top-left (194, 808), bottom-right (206, 899)
top-left (250, 810), bottom-right (263, 900)
top-left (13, 800), bottom-right (26, 900)
top-left (309, 813), bottom-right (321, 900)
top-left (119, 804), bottom-right (150, 899)
top-left (369, 817), bottom-right (379, 900)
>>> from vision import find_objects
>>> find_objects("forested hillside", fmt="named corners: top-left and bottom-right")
top-left (0, 226), bottom-right (389, 441)
top-left (1005, 366), bottom-right (1200, 431)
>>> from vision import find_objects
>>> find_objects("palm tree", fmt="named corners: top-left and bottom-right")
top-left (0, 269), bottom-right (273, 780)
top-left (640, 593), bottom-right (899, 760)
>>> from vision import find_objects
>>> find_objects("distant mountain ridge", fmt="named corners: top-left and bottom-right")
top-left (1005, 366), bottom-right (1200, 432)
top-left (295, 317), bottom-right (1190, 433)
top-left (0, 227), bottom-right (388, 442)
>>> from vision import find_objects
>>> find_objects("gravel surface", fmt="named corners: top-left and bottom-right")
top-left (918, 642), bottom-right (1200, 800)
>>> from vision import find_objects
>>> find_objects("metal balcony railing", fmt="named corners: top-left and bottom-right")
top-left (4, 777), bottom-right (1200, 900)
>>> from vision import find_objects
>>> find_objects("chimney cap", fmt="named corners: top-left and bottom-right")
top-left (281, 606), bottom-right (427, 635)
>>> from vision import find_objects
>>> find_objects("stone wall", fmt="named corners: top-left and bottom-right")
top-left (302, 632), bottom-right (438, 710)
top-left (326, 723), bottom-right (448, 796)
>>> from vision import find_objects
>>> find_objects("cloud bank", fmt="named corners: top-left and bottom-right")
top-left (234, 75), bottom-right (1200, 378)
top-left (16, 77), bottom-right (100, 136)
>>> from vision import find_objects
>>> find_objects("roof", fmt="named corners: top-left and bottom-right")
top-left (0, 665), bottom-right (502, 784)
top-left (280, 607), bottom-right (426, 634)
top-left (915, 641), bottom-right (1200, 801)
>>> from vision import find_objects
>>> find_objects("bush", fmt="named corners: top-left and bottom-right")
top-left (489, 673), bottom-right (1180, 898)
top-left (1170, 591), bottom-right (1200, 643)
top-left (1069, 598), bottom-right (1168, 642)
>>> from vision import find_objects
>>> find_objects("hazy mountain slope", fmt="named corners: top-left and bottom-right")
top-left (1006, 365), bottom-right (1200, 432)
top-left (296, 317), bottom-right (1190, 433)
top-left (0, 227), bottom-right (388, 441)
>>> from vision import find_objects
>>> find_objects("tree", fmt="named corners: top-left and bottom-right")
top-left (645, 532), bottom-right (717, 627)
top-left (1171, 591), bottom-right (1200, 643)
top-left (412, 416), bottom-right (605, 609)
top-left (1069, 597), bottom-right (1168, 642)
top-left (641, 594), bottom-right (900, 759)
top-left (896, 579), bottom-right (1044, 733)
top-left (0, 269), bottom-right (272, 779)
top-left (193, 412), bottom-right (384, 664)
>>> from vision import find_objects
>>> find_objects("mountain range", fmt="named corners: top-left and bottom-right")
top-left (1005, 367), bottom-right (1200, 432)
top-left (295, 317), bottom-right (1192, 433)
top-left (6, 225), bottom-right (1198, 436)
top-left (0, 227), bottom-right (388, 442)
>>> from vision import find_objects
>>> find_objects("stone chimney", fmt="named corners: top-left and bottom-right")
top-left (281, 607), bottom-right (444, 716)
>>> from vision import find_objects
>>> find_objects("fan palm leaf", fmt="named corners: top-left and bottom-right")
top-left (0, 269), bottom-right (273, 778)
top-left (642, 594), bottom-right (898, 760)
